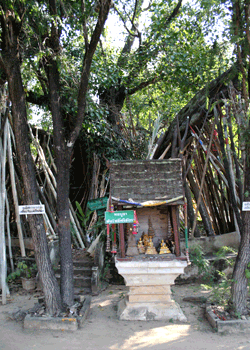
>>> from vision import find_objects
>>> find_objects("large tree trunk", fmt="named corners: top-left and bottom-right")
top-left (57, 151), bottom-right (74, 307)
top-left (2, 39), bottom-right (62, 315)
top-left (47, 57), bottom-right (74, 307)
top-left (230, 129), bottom-right (250, 315)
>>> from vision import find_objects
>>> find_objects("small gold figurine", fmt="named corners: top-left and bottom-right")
top-left (142, 233), bottom-right (150, 247)
top-left (137, 238), bottom-right (145, 254)
top-left (145, 238), bottom-right (157, 255)
top-left (159, 240), bottom-right (171, 254)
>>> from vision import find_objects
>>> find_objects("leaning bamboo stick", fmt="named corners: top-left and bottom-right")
top-left (37, 184), bottom-right (57, 231)
top-left (41, 202), bottom-right (56, 238)
top-left (207, 162), bottom-right (229, 233)
top-left (7, 121), bottom-right (26, 257)
top-left (30, 125), bottom-right (85, 248)
top-left (158, 143), bottom-right (171, 160)
top-left (191, 121), bottom-right (215, 237)
top-left (5, 196), bottom-right (14, 272)
top-left (69, 201), bottom-right (87, 247)
top-left (0, 119), bottom-right (8, 304)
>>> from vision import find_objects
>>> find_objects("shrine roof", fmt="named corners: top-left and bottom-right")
top-left (110, 159), bottom-right (184, 206)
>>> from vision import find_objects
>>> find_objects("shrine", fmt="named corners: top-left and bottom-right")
top-left (105, 159), bottom-right (188, 321)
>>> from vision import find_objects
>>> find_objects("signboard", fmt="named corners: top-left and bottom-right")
top-left (242, 202), bottom-right (250, 211)
top-left (87, 197), bottom-right (108, 211)
top-left (105, 210), bottom-right (134, 224)
top-left (19, 204), bottom-right (45, 215)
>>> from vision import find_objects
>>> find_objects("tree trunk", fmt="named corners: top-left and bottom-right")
top-left (3, 43), bottom-right (62, 315)
top-left (230, 133), bottom-right (250, 315)
top-left (47, 58), bottom-right (74, 307)
top-left (57, 150), bottom-right (74, 307)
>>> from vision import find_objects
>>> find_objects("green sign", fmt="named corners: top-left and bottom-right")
top-left (105, 210), bottom-right (134, 224)
top-left (87, 197), bottom-right (108, 211)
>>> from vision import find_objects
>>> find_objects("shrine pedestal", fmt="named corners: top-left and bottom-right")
top-left (115, 257), bottom-right (187, 322)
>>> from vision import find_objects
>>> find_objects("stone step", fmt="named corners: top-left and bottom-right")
top-left (73, 260), bottom-right (94, 268)
top-left (56, 266), bottom-right (92, 277)
top-left (55, 274), bottom-right (92, 288)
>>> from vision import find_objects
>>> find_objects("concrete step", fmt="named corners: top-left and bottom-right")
top-left (56, 274), bottom-right (92, 288)
top-left (73, 260), bottom-right (94, 268)
top-left (56, 266), bottom-right (92, 277)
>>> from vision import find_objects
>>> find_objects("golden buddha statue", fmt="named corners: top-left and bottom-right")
top-left (137, 238), bottom-right (145, 254)
top-left (142, 232), bottom-right (150, 247)
top-left (145, 238), bottom-right (157, 255)
top-left (159, 240), bottom-right (171, 254)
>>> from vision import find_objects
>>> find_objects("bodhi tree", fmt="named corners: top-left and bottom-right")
top-left (95, 0), bottom-right (230, 136)
top-left (225, 0), bottom-right (250, 315)
top-left (0, 0), bottom-right (112, 312)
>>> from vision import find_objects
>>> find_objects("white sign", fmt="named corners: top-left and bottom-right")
top-left (19, 204), bottom-right (45, 215)
top-left (242, 202), bottom-right (250, 211)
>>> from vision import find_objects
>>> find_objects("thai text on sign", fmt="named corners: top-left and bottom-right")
top-left (105, 210), bottom-right (134, 224)
top-left (19, 204), bottom-right (45, 215)
top-left (242, 202), bottom-right (250, 211)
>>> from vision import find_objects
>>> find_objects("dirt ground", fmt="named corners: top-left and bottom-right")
top-left (1, 283), bottom-right (250, 350)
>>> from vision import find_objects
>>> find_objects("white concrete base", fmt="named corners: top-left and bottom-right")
top-left (115, 257), bottom-right (187, 322)
top-left (118, 297), bottom-right (187, 321)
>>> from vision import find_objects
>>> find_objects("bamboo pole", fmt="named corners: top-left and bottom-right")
top-left (0, 119), bottom-right (8, 304)
top-left (197, 148), bottom-right (219, 234)
top-left (158, 143), bottom-right (171, 160)
top-left (37, 184), bottom-right (57, 231)
top-left (29, 126), bottom-right (85, 248)
top-left (7, 121), bottom-right (26, 257)
top-left (190, 121), bottom-right (215, 237)
top-left (215, 106), bottom-right (242, 237)
top-left (5, 195), bottom-right (14, 272)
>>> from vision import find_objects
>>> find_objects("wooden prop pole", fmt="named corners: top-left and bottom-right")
top-left (0, 119), bottom-right (8, 304)
top-left (7, 121), bottom-right (26, 257)
top-left (190, 121), bottom-right (215, 237)
top-left (172, 206), bottom-right (180, 257)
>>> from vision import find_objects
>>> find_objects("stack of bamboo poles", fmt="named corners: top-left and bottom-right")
top-left (0, 88), bottom-right (17, 304)
top-left (152, 83), bottom-right (242, 238)
top-left (28, 125), bottom-right (86, 249)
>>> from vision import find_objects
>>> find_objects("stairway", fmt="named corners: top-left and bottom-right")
top-left (56, 249), bottom-right (99, 295)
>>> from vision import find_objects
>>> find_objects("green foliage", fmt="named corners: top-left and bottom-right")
top-left (7, 261), bottom-right (37, 282)
top-left (190, 244), bottom-right (237, 307)
top-left (214, 246), bottom-right (237, 265)
top-left (75, 201), bottom-right (106, 242)
top-left (75, 201), bottom-right (92, 227)
top-left (202, 273), bottom-right (233, 307)
top-left (244, 262), bottom-right (250, 287)
top-left (189, 244), bottom-right (211, 278)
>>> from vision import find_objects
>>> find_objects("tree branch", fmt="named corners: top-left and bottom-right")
top-left (81, 0), bottom-right (89, 52)
top-left (166, 0), bottom-right (182, 24)
top-left (70, 0), bottom-right (112, 146)
top-left (127, 75), bottom-right (161, 95)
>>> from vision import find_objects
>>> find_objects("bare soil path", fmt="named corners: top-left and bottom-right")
top-left (1, 283), bottom-right (250, 350)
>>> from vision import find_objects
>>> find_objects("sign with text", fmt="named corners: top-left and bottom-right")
top-left (87, 197), bottom-right (108, 211)
top-left (105, 210), bottom-right (134, 224)
top-left (242, 202), bottom-right (250, 211)
top-left (19, 204), bottom-right (45, 215)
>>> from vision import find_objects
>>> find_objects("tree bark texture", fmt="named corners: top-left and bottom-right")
top-left (47, 58), bottom-right (74, 307)
top-left (1, 30), bottom-right (62, 314)
top-left (230, 125), bottom-right (250, 315)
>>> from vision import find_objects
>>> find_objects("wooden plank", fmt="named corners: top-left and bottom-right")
top-left (172, 206), bottom-right (180, 257)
